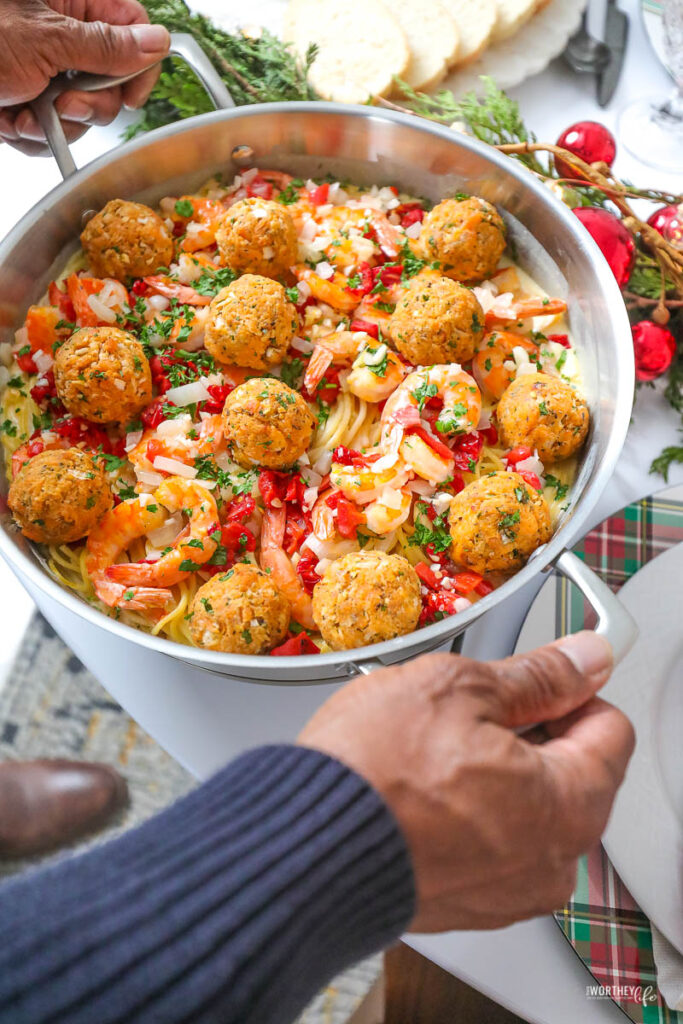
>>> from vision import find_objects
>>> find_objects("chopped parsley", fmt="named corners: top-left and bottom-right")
top-left (280, 356), bottom-right (305, 390)
top-left (412, 380), bottom-right (438, 412)
top-left (498, 510), bottom-right (521, 538)
top-left (538, 400), bottom-right (549, 415)
top-left (409, 502), bottom-right (451, 554)
top-left (285, 286), bottom-right (300, 304)
top-left (95, 452), bottom-right (127, 472)
top-left (200, 597), bottom-right (213, 614)
top-left (275, 181), bottom-right (303, 205)
top-left (174, 198), bottom-right (194, 217)
top-left (178, 558), bottom-right (202, 572)
top-left (545, 474), bottom-right (569, 501)
top-left (365, 347), bottom-right (388, 378)
top-left (192, 264), bottom-right (237, 297)
top-left (0, 419), bottom-right (17, 437)
top-left (241, 627), bottom-right (253, 644)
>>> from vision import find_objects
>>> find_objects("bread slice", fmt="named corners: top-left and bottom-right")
top-left (441, 0), bottom-right (496, 66)
top-left (490, 0), bottom-right (537, 43)
top-left (284, 0), bottom-right (410, 103)
top-left (389, 0), bottom-right (460, 93)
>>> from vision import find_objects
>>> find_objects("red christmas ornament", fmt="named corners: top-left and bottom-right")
top-left (647, 204), bottom-right (683, 251)
top-left (632, 321), bottom-right (677, 382)
top-left (555, 121), bottom-right (617, 180)
top-left (572, 207), bottom-right (635, 288)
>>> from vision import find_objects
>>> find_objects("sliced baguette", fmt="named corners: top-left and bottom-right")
top-left (284, 0), bottom-right (409, 103)
top-left (389, 0), bottom-right (460, 93)
top-left (441, 0), bottom-right (496, 66)
top-left (490, 0), bottom-right (538, 43)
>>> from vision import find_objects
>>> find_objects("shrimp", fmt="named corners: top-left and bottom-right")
top-left (381, 366), bottom-right (482, 446)
top-left (330, 452), bottom-right (412, 504)
top-left (85, 498), bottom-right (173, 613)
top-left (143, 276), bottom-right (212, 307)
top-left (128, 414), bottom-right (223, 475)
top-left (258, 170), bottom-right (295, 189)
top-left (105, 478), bottom-right (219, 588)
top-left (370, 212), bottom-right (404, 259)
top-left (66, 274), bottom-right (129, 328)
top-left (472, 331), bottom-right (540, 401)
top-left (485, 294), bottom-right (567, 329)
top-left (303, 331), bottom-right (406, 402)
top-left (364, 487), bottom-right (412, 534)
top-left (260, 506), bottom-right (316, 629)
top-left (293, 267), bottom-right (359, 313)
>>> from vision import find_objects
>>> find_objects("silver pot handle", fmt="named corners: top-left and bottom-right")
top-left (553, 549), bottom-right (637, 664)
top-left (30, 32), bottom-right (235, 180)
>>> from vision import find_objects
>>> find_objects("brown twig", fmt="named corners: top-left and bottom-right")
top-left (200, 38), bottom-right (261, 98)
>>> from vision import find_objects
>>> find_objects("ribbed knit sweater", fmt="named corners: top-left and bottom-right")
top-left (0, 744), bottom-right (415, 1023)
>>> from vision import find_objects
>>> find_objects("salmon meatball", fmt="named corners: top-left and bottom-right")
top-left (497, 372), bottom-right (590, 463)
top-left (205, 275), bottom-right (298, 370)
top-left (312, 551), bottom-right (421, 651)
top-left (389, 272), bottom-right (485, 364)
top-left (8, 449), bottom-right (112, 545)
top-left (420, 197), bottom-right (506, 284)
top-left (222, 377), bottom-right (315, 469)
top-left (449, 471), bottom-right (551, 575)
top-left (54, 326), bottom-right (152, 425)
top-left (80, 199), bottom-right (174, 282)
top-left (215, 198), bottom-right (297, 279)
top-left (189, 564), bottom-right (290, 654)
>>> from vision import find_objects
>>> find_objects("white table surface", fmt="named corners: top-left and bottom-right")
top-left (1, 1), bottom-right (682, 1021)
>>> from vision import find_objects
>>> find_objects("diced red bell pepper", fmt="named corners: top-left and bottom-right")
top-left (325, 491), bottom-right (365, 539)
top-left (296, 548), bottom-right (321, 595)
top-left (308, 183), bottom-right (329, 206)
top-left (400, 208), bottom-right (424, 228)
top-left (271, 632), bottom-right (320, 656)
top-left (221, 520), bottom-right (256, 553)
top-left (415, 562), bottom-right (441, 589)
top-left (452, 570), bottom-right (484, 596)
top-left (47, 281), bottom-right (76, 320)
top-left (258, 470), bottom-right (285, 508)
top-left (30, 370), bottom-right (57, 406)
top-left (475, 579), bottom-right (494, 597)
top-left (413, 425), bottom-right (455, 462)
top-left (141, 400), bottom-right (168, 430)
top-left (225, 495), bottom-right (256, 522)
top-left (130, 279), bottom-right (150, 298)
top-left (346, 262), bottom-right (374, 298)
top-left (517, 470), bottom-right (542, 491)
top-left (349, 318), bottom-right (379, 339)
top-left (246, 175), bottom-right (273, 200)
top-left (332, 446), bottom-right (382, 468)
top-left (548, 333), bottom-right (571, 349)
top-left (505, 445), bottom-right (533, 465)
top-left (16, 349), bottom-right (38, 374)
top-left (372, 264), bottom-right (402, 288)
top-left (451, 432), bottom-right (484, 473)
top-left (201, 383), bottom-right (232, 414)
top-left (283, 515), bottom-right (305, 556)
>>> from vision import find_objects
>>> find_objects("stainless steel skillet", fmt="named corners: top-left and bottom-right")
top-left (0, 35), bottom-right (636, 682)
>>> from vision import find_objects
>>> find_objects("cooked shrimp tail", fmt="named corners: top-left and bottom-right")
top-left (260, 507), bottom-right (316, 630)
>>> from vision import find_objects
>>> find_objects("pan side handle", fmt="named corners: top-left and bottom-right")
top-left (553, 549), bottom-right (637, 664)
top-left (30, 33), bottom-right (235, 180)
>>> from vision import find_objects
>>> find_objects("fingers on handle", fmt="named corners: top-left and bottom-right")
top-left (122, 65), bottom-right (162, 110)
top-left (52, 19), bottom-right (170, 77)
top-left (541, 696), bottom-right (635, 853)
top-left (488, 631), bottom-right (614, 728)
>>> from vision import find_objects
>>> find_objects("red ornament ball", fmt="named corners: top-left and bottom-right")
top-left (647, 204), bottom-right (683, 251)
top-left (555, 121), bottom-right (617, 179)
top-left (572, 207), bottom-right (635, 287)
top-left (632, 321), bottom-right (676, 382)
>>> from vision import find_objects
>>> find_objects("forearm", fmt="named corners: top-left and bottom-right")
top-left (0, 744), bottom-right (414, 1024)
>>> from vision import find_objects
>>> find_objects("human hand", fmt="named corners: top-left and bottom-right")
top-left (298, 632), bottom-right (634, 932)
top-left (0, 0), bottom-right (170, 155)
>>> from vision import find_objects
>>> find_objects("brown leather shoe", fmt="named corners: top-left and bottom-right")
top-left (0, 759), bottom-right (128, 857)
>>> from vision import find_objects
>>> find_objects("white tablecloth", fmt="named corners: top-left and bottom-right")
top-left (1, 1), bottom-right (682, 1020)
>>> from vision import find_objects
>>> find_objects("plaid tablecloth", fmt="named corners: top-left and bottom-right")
top-left (550, 488), bottom-right (683, 1024)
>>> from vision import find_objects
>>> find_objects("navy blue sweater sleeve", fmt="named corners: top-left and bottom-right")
top-left (0, 744), bottom-right (415, 1024)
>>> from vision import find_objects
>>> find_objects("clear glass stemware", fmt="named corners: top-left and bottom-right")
top-left (619, 0), bottom-right (683, 171)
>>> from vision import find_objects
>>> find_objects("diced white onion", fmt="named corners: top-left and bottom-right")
top-left (165, 378), bottom-right (212, 406)
top-left (513, 453), bottom-right (545, 477)
top-left (147, 294), bottom-right (170, 311)
top-left (300, 218), bottom-right (318, 243)
top-left (431, 491), bottom-right (454, 515)
top-left (87, 293), bottom-right (117, 323)
top-left (241, 167), bottom-right (259, 184)
top-left (315, 558), bottom-right (332, 575)
top-left (454, 597), bottom-right (472, 613)
top-left (379, 486), bottom-right (403, 510)
top-left (125, 430), bottom-right (143, 451)
top-left (156, 414), bottom-right (192, 438)
top-left (33, 349), bottom-right (53, 374)
top-left (136, 470), bottom-right (165, 488)
top-left (371, 451), bottom-right (399, 472)
top-left (405, 220), bottom-right (422, 239)
top-left (477, 408), bottom-right (492, 430)
top-left (148, 511), bottom-right (183, 547)
top-left (313, 451), bottom-right (333, 476)
top-left (315, 260), bottom-right (334, 280)
top-left (137, 492), bottom-right (155, 506)
top-left (152, 456), bottom-right (197, 478)
top-left (0, 341), bottom-right (13, 367)
top-left (302, 486), bottom-right (319, 510)
top-left (291, 335), bottom-right (314, 354)
top-left (14, 327), bottom-right (28, 351)
top-left (328, 183), bottom-right (348, 205)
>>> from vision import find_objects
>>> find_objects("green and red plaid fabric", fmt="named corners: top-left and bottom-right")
top-left (551, 490), bottom-right (683, 1024)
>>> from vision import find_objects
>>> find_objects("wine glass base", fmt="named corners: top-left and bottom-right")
top-left (618, 98), bottom-right (683, 171)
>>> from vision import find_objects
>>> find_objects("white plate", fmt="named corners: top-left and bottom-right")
top-left (194, 0), bottom-right (587, 97)
top-left (516, 541), bottom-right (683, 956)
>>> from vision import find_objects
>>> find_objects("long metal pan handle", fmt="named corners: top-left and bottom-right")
top-left (30, 32), bottom-right (235, 180)
top-left (553, 549), bottom-right (637, 664)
